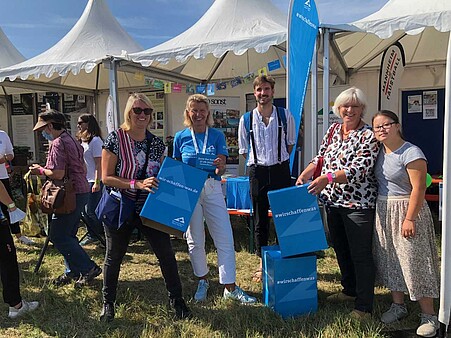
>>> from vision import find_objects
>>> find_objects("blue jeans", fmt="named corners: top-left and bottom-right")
top-left (83, 182), bottom-right (103, 239)
top-left (50, 193), bottom-right (96, 276)
top-left (327, 206), bottom-right (375, 313)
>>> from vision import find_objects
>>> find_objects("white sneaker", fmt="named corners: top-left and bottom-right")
top-left (416, 313), bottom-right (439, 337)
top-left (223, 286), bottom-right (257, 304)
top-left (8, 300), bottom-right (39, 319)
top-left (194, 279), bottom-right (209, 302)
top-left (18, 236), bottom-right (34, 245)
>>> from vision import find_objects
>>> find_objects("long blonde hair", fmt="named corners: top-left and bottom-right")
top-left (120, 93), bottom-right (154, 131)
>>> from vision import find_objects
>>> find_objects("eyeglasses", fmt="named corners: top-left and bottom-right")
top-left (373, 122), bottom-right (396, 131)
top-left (132, 107), bottom-right (153, 116)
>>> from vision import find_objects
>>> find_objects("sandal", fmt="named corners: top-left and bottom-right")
top-left (252, 269), bottom-right (262, 283)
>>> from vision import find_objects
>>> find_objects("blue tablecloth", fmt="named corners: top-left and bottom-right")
top-left (226, 177), bottom-right (251, 210)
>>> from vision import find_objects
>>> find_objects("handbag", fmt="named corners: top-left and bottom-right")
top-left (40, 177), bottom-right (76, 214)
top-left (95, 131), bottom-right (154, 229)
top-left (40, 133), bottom-right (77, 215)
top-left (312, 123), bottom-right (340, 179)
top-left (21, 171), bottom-right (47, 237)
top-left (95, 190), bottom-right (136, 229)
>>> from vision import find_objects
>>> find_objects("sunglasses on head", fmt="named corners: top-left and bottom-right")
top-left (132, 107), bottom-right (153, 116)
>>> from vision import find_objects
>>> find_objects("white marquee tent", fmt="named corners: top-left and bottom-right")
top-left (0, 27), bottom-right (25, 69)
top-left (343, 0), bottom-right (451, 332)
top-left (0, 27), bottom-right (25, 95)
top-left (128, 0), bottom-right (287, 82)
top-left (0, 0), bottom-right (144, 96)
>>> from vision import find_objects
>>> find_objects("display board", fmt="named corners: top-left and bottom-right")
top-left (146, 91), bottom-right (165, 139)
top-left (401, 88), bottom-right (445, 175)
top-left (209, 96), bottom-right (240, 175)
top-left (11, 94), bottom-right (35, 161)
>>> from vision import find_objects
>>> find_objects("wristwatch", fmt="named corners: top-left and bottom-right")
top-left (331, 172), bottom-right (337, 182)
top-left (7, 202), bottom-right (15, 209)
top-left (327, 172), bottom-right (337, 184)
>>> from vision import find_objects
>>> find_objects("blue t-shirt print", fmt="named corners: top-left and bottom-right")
top-left (173, 127), bottom-right (228, 180)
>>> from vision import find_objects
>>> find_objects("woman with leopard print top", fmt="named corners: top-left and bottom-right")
top-left (296, 87), bottom-right (379, 320)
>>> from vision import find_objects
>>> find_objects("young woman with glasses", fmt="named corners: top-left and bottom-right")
top-left (372, 110), bottom-right (440, 337)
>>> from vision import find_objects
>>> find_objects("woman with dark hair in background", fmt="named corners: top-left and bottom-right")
top-left (29, 110), bottom-right (101, 288)
top-left (76, 113), bottom-right (104, 246)
top-left (372, 110), bottom-right (439, 337)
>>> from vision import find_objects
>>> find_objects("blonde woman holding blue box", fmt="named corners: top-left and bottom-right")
top-left (173, 94), bottom-right (256, 304)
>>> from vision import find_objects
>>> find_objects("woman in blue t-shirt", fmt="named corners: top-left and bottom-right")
top-left (173, 94), bottom-right (256, 304)
top-left (372, 110), bottom-right (439, 337)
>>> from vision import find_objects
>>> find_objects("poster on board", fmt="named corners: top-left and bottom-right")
top-left (423, 91), bottom-right (438, 120)
top-left (208, 96), bottom-right (240, 175)
top-left (407, 95), bottom-right (422, 113)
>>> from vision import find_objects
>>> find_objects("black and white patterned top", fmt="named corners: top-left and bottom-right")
top-left (103, 129), bottom-right (165, 208)
top-left (312, 123), bottom-right (379, 209)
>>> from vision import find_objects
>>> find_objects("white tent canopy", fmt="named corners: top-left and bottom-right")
top-left (128, 0), bottom-right (287, 82)
top-left (345, 0), bottom-right (451, 331)
top-left (0, 27), bottom-right (25, 68)
top-left (0, 27), bottom-right (26, 95)
top-left (0, 0), bottom-right (144, 92)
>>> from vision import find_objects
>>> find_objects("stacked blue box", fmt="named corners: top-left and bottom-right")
top-left (262, 246), bottom-right (317, 318)
top-left (268, 184), bottom-right (327, 257)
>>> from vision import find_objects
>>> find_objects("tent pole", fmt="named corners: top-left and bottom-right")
top-left (108, 58), bottom-right (120, 130)
top-left (311, 41), bottom-right (318, 158)
top-left (438, 33), bottom-right (451, 338)
top-left (322, 28), bottom-right (330, 135)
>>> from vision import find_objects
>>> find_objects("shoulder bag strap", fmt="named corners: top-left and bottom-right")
top-left (326, 123), bottom-right (339, 146)
top-left (135, 132), bottom-right (154, 201)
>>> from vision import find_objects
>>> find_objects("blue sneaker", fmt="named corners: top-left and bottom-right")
top-left (194, 279), bottom-right (209, 302)
top-left (223, 286), bottom-right (257, 304)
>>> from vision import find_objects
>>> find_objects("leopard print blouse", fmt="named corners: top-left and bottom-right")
top-left (312, 123), bottom-right (379, 209)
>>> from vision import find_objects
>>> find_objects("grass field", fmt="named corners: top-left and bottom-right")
top-left (0, 216), bottom-right (441, 338)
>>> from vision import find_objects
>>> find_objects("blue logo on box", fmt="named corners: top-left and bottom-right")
top-left (262, 246), bottom-right (317, 318)
top-left (140, 157), bottom-right (208, 237)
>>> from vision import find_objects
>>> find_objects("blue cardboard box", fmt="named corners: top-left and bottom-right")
top-left (262, 246), bottom-right (318, 318)
top-left (268, 184), bottom-right (327, 257)
top-left (140, 157), bottom-right (208, 237)
top-left (226, 176), bottom-right (251, 209)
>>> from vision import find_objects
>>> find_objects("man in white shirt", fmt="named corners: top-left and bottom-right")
top-left (238, 75), bottom-right (295, 281)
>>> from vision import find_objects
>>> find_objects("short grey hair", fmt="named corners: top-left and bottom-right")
top-left (332, 87), bottom-right (367, 118)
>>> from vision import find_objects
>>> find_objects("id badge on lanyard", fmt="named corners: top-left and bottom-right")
top-left (191, 127), bottom-right (216, 172)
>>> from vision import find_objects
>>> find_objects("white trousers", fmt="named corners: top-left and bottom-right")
top-left (185, 178), bottom-right (236, 284)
